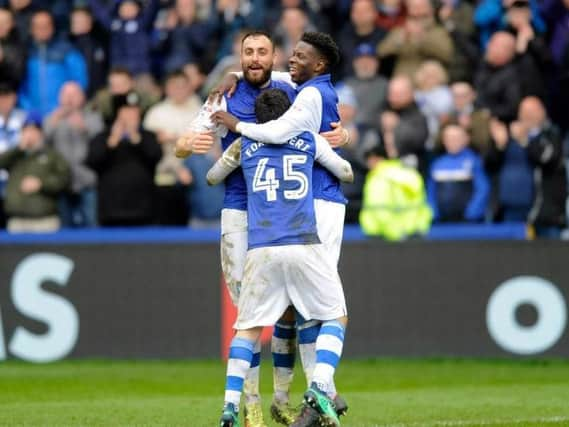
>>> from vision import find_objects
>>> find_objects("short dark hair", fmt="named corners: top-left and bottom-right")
top-left (109, 66), bottom-right (133, 78)
top-left (0, 7), bottom-right (14, 17)
top-left (0, 82), bottom-right (17, 95)
top-left (32, 8), bottom-right (54, 21)
top-left (241, 29), bottom-right (274, 48)
top-left (72, 6), bottom-right (92, 14)
top-left (301, 31), bottom-right (340, 70)
top-left (255, 89), bottom-right (291, 124)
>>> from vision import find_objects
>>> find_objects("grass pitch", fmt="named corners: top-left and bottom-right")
top-left (1, 358), bottom-right (568, 426)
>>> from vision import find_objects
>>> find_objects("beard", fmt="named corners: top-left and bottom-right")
top-left (243, 66), bottom-right (272, 87)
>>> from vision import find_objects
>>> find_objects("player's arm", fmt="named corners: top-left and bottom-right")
top-left (236, 87), bottom-right (322, 143)
top-left (175, 99), bottom-right (228, 158)
top-left (313, 133), bottom-right (354, 183)
top-left (206, 139), bottom-right (242, 186)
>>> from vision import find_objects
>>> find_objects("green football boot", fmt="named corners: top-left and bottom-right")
top-left (219, 403), bottom-right (240, 427)
top-left (302, 386), bottom-right (340, 427)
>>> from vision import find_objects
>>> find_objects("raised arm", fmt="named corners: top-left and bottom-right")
top-left (236, 87), bottom-right (322, 143)
top-left (175, 98), bottom-right (228, 158)
top-left (313, 133), bottom-right (353, 183)
top-left (206, 139), bottom-right (242, 185)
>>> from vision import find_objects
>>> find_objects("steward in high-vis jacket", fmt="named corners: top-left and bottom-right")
top-left (360, 144), bottom-right (432, 241)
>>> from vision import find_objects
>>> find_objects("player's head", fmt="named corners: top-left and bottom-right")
top-left (289, 31), bottom-right (340, 84)
top-left (240, 30), bottom-right (276, 87)
top-left (254, 89), bottom-right (291, 124)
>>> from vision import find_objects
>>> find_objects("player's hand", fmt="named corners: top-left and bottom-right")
top-left (211, 111), bottom-right (239, 133)
top-left (321, 122), bottom-right (349, 148)
top-left (175, 130), bottom-right (215, 157)
top-left (208, 74), bottom-right (239, 104)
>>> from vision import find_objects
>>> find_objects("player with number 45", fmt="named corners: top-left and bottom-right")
top-left (208, 88), bottom-right (353, 427)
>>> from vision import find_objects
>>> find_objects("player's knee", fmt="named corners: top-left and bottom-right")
top-left (236, 327), bottom-right (263, 343)
top-left (336, 316), bottom-right (348, 328)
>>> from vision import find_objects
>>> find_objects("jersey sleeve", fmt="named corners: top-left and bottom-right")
top-left (187, 97), bottom-right (228, 141)
top-left (236, 87), bottom-right (322, 143)
top-left (313, 133), bottom-right (354, 183)
top-left (206, 138), bottom-right (242, 185)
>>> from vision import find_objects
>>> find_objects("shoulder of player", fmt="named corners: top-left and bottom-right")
top-left (296, 85), bottom-right (322, 100)
top-left (284, 132), bottom-right (318, 154)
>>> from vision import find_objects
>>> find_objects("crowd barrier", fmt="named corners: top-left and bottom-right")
top-left (1, 224), bottom-right (567, 362)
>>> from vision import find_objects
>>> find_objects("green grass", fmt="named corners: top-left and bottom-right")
top-left (1, 358), bottom-right (569, 426)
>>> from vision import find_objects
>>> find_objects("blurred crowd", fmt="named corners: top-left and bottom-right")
top-left (0, 0), bottom-right (567, 238)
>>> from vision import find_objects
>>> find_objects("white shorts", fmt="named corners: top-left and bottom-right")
top-left (314, 199), bottom-right (346, 266)
top-left (220, 208), bottom-right (248, 305)
top-left (234, 244), bottom-right (348, 330)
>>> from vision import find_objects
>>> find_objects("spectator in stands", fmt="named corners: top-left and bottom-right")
top-left (474, 0), bottom-right (545, 48)
top-left (377, 0), bottom-right (454, 78)
top-left (0, 7), bottom-right (26, 87)
top-left (541, 0), bottom-right (569, 131)
top-left (437, 0), bottom-right (479, 83)
top-left (540, 0), bottom-right (569, 66)
top-left (427, 123), bottom-right (490, 222)
top-left (474, 31), bottom-right (521, 123)
top-left (158, 0), bottom-right (213, 74)
top-left (559, 43), bottom-right (569, 133)
top-left (504, 0), bottom-right (551, 100)
top-left (2, 0), bottom-right (37, 44)
top-left (335, 83), bottom-right (366, 223)
top-left (19, 10), bottom-right (88, 119)
top-left (87, 0), bottom-right (160, 77)
top-left (519, 97), bottom-right (566, 235)
top-left (376, 0), bottom-right (406, 32)
top-left (438, 82), bottom-right (492, 158)
top-left (487, 116), bottom-right (534, 222)
top-left (380, 75), bottom-right (429, 173)
top-left (184, 145), bottom-right (224, 228)
top-left (183, 60), bottom-right (208, 97)
top-left (202, 29), bottom-right (245, 96)
top-left (0, 83), bottom-right (26, 228)
top-left (0, 112), bottom-right (70, 233)
top-left (212, 0), bottom-right (267, 61)
top-left (87, 91), bottom-right (161, 226)
top-left (70, 6), bottom-right (108, 98)
top-left (265, 0), bottom-right (319, 35)
top-left (143, 70), bottom-right (199, 225)
top-left (414, 60), bottom-right (453, 148)
top-left (44, 82), bottom-right (103, 228)
top-left (274, 7), bottom-right (316, 60)
top-left (89, 66), bottom-right (159, 125)
top-left (338, 0), bottom-right (385, 79)
top-left (360, 142), bottom-right (432, 240)
top-left (343, 43), bottom-right (388, 130)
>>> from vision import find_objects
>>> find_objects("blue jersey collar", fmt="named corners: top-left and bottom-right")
top-left (296, 74), bottom-right (331, 92)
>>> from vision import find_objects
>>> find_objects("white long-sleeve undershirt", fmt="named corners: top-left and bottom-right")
top-left (207, 132), bottom-right (353, 186)
top-left (236, 86), bottom-right (323, 144)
